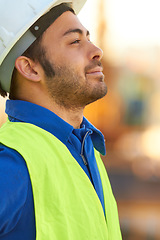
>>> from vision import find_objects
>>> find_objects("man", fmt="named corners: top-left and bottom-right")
top-left (0, 0), bottom-right (122, 239)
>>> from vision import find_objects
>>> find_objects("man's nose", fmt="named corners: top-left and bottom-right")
top-left (88, 43), bottom-right (103, 61)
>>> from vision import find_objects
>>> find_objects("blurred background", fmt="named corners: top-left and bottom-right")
top-left (1, 0), bottom-right (160, 239)
top-left (80, 0), bottom-right (160, 239)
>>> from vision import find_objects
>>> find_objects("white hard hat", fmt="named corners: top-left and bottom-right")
top-left (0, 0), bottom-right (86, 93)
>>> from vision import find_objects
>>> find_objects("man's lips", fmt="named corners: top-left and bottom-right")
top-left (86, 67), bottom-right (104, 76)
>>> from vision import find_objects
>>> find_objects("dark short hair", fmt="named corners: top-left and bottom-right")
top-left (0, 82), bottom-right (7, 97)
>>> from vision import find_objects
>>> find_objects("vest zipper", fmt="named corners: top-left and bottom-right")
top-left (80, 130), bottom-right (95, 185)
top-left (81, 154), bottom-right (88, 166)
top-left (80, 131), bottom-right (90, 166)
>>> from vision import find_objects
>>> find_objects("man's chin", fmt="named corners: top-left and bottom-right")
top-left (85, 84), bottom-right (108, 106)
top-left (86, 74), bottom-right (105, 83)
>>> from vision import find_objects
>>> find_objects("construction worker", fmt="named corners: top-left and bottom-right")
top-left (0, 0), bottom-right (122, 239)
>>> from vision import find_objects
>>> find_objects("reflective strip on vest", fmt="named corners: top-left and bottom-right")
top-left (0, 121), bottom-right (122, 240)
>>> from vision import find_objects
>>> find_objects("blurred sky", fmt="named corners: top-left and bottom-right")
top-left (78, 0), bottom-right (160, 63)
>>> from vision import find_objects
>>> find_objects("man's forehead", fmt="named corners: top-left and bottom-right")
top-left (63, 28), bottom-right (90, 37)
top-left (47, 11), bottom-right (88, 37)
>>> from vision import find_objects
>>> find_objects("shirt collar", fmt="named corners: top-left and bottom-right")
top-left (6, 100), bottom-right (106, 155)
top-left (81, 117), bottom-right (106, 155)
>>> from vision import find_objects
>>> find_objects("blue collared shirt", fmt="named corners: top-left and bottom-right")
top-left (0, 100), bottom-right (106, 239)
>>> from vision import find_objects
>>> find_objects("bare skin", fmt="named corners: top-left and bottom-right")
top-left (14, 11), bottom-right (107, 128)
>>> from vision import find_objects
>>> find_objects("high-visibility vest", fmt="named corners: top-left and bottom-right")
top-left (0, 120), bottom-right (122, 240)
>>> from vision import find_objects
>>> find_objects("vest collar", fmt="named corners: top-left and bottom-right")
top-left (6, 100), bottom-right (106, 155)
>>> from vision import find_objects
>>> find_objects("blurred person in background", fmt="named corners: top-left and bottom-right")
top-left (0, 0), bottom-right (122, 239)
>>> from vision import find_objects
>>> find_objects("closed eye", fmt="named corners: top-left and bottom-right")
top-left (71, 39), bottom-right (80, 44)
top-left (71, 39), bottom-right (92, 45)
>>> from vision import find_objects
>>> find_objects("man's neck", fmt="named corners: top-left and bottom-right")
top-left (48, 103), bottom-right (84, 129)
top-left (37, 97), bottom-right (84, 129)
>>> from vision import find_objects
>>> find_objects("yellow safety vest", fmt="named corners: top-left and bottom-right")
top-left (0, 120), bottom-right (122, 240)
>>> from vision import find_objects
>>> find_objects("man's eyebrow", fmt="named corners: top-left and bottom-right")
top-left (63, 28), bottom-right (90, 37)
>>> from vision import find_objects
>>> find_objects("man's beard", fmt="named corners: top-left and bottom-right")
top-left (42, 58), bottom-right (107, 110)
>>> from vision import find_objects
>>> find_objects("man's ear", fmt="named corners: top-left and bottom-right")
top-left (15, 56), bottom-right (41, 82)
